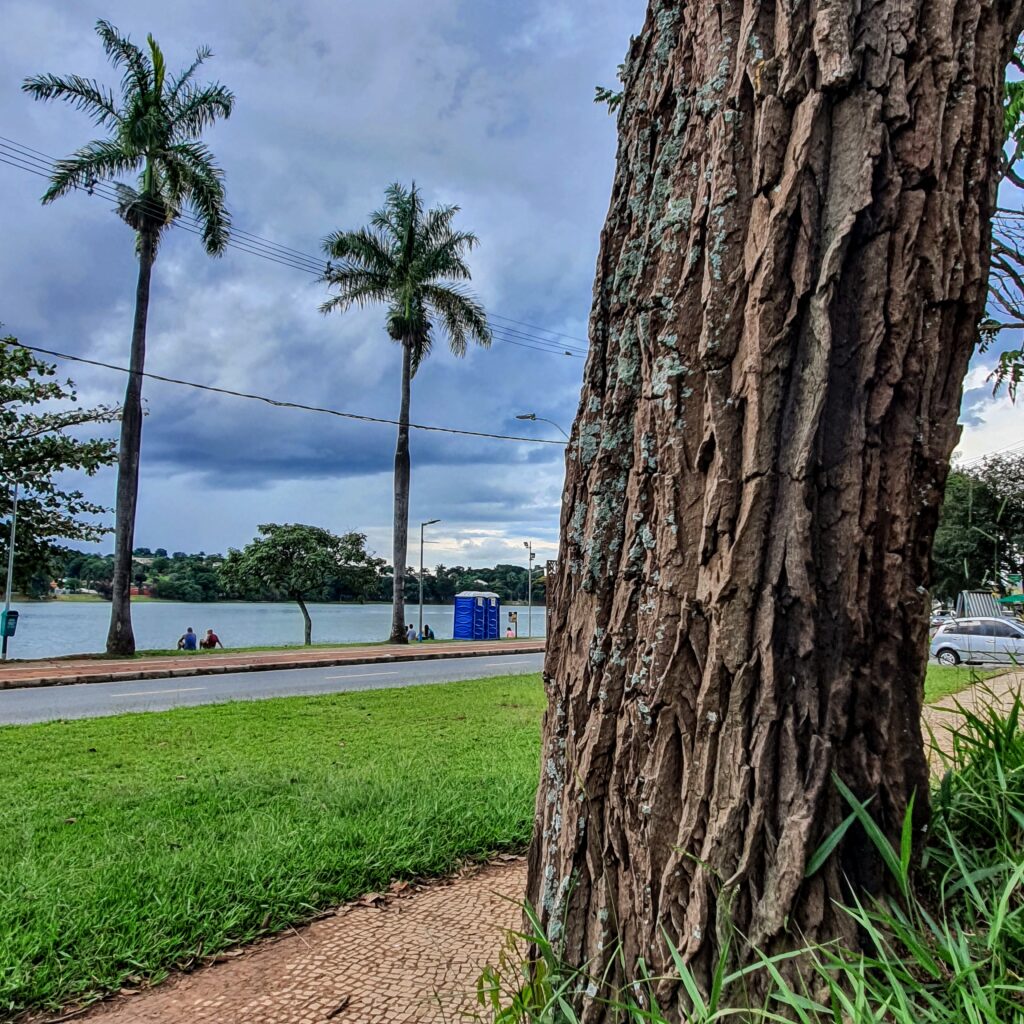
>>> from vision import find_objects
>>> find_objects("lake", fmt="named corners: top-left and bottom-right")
top-left (4, 601), bottom-right (549, 660)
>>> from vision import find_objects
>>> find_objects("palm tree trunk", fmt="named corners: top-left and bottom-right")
top-left (105, 229), bottom-right (156, 656)
top-left (296, 596), bottom-right (312, 646)
top-left (390, 339), bottom-right (413, 643)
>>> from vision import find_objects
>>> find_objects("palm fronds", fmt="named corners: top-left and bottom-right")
top-left (320, 181), bottom-right (490, 363)
top-left (23, 19), bottom-right (233, 249)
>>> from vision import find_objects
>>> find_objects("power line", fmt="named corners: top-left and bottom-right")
top-left (0, 135), bottom-right (590, 357)
top-left (489, 312), bottom-right (589, 346)
top-left (0, 144), bottom-right (584, 360)
top-left (958, 438), bottom-right (1024, 468)
top-left (6, 340), bottom-right (568, 446)
top-left (0, 135), bottom-right (331, 272)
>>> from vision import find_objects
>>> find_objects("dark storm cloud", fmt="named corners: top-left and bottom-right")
top-left (0, 0), bottom-right (641, 552)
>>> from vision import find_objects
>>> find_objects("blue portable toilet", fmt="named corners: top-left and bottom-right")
top-left (453, 591), bottom-right (501, 640)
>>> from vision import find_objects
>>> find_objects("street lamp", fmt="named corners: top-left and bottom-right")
top-left (516, 412), bottom-right (570, 441)
top-left (523, 540), bottom-right (536, 638)
top-left (419, 519), bottom-right (441, 639)
top-left (2, 481), bottom-right (19, 661)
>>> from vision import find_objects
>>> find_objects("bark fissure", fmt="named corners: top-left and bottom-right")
top-left (528, 0), bottom-right (1023, 1014)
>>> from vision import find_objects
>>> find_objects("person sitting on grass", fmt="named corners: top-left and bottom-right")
top-left (200, 629), bottom-right (223, 650)
top-left (422, 623), bottom-right (434, 641)
top-left (177, 627), bottom-right (198, 652)
top-left (406, 623), bottom-right (417, 642)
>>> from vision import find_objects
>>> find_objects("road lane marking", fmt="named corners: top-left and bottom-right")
top-left (113, 687), bottom-right (207, 697)
top-left (479, 660), bottom-right (541, 667)
top-left (323, 671), bottom-right (400, 680)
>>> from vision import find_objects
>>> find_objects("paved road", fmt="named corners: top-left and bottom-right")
top-left (0, 652), bottom-right (545, 725)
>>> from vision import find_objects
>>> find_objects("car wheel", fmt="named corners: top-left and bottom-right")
top-left (936, 648), bottom-right (960, 667)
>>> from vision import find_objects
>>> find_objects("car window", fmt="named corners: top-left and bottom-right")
top-left (988, 620), bottom-right (1024, 638)
top-left (956, 621), bottom-right (981, 636)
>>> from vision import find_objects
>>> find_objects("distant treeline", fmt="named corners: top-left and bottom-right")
top-left (54, 547), bottom-right (548, 605)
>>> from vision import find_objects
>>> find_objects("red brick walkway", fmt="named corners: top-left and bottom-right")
top-left (78, 859), bottom-right (528, 1024)
top-left (0, 640), bottom-right (545, 690)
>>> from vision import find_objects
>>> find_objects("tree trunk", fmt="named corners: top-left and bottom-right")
top-left (390, 339), bottom-right (413, 644)
top-left (296, 596), bottom-right (312, 646)
top-left (106, 230), bottom-right (156, 656)
top-left (527, 0), bottom-right (1023, 1014)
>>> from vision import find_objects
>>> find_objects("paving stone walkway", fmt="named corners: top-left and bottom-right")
top-left (80, 859), bottom-right (528, 1024)
top-left (925, 667), bottom-right (1023, 762)
top-left (52, 669), bottom-right (1023, 1024)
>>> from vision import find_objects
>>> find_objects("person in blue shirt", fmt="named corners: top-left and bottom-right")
top-left (177, 627), bottom-right (198, 651)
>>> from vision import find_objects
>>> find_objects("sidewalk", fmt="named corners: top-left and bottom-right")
top-left (0, 639), bottom-right (546, 691)
top-left (79, 858), bottom-right (528, 1024)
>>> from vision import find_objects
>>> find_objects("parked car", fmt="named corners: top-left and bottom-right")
top-left (930, 617), bottom-right (1024, 666)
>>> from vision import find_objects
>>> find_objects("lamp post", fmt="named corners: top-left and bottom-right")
top-left (419, 519), bottom-right (441, 639)
top-left (516, 412), bottom-right (570, 440)
top-left (2, 481), bottom-right (18, 661)
top-left (523, 540), bottom-right (536, 638)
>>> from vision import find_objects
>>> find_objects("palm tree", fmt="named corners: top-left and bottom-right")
top-left (321, 183), bottom-right (490, 643)
top-left (24, 20), bottom-right (234, 655)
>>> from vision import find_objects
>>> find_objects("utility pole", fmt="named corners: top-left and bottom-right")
top-left (419, 519), bottom-right (440, 639)
top-left (523, 540), bottom-right (535, 638)
top-left (2, 481), bottom-right (19, 661)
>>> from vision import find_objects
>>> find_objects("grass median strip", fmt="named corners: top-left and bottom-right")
top-left (0, 673), bottom-right (545, 1017)
top-left (922, 663), bottom-right (1002, 703)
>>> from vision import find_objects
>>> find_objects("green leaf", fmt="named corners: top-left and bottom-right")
top-left (832, 774), bottom-right (908, 898)
top-left (805, 801), bottom-right (870, 878)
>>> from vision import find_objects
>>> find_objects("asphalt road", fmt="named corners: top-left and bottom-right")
top-left (0, 652), bottom-right (545, 725)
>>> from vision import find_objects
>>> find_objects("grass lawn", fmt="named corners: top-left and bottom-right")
top-left (923, 663), bottom-right (1003, 703)
top-left (0, 674), bottom-right (545, 1016)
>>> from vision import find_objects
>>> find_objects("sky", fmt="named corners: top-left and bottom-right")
top-left (0, 0), bottom-right (1021, 570)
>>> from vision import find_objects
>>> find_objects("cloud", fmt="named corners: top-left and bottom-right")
top-left (0, 0), bottom-right (641, 555)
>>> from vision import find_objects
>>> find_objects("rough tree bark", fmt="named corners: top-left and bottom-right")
top-left (106, 229), bottom-right (155, 656)
top-left (528, 0), bottom-right (1023, 1014)
top-left (296, 595), bottom-right (313, 646)
top-left (390, 338), bottom-right (413, 644)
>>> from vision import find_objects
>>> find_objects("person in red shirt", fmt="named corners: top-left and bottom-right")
top-left (200, 629), bottom-right (223, 649)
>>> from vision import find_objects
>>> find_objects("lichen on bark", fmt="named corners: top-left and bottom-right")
top-left (528, 0), bottom-right (1024, 1015)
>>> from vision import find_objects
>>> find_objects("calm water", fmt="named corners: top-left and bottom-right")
top-left (5, 601), bottom-right (548, 660)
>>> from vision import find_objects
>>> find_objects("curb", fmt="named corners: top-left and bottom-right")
top-left (0, 644), bottom-right (546, 691)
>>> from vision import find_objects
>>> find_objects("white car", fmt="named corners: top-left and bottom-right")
top-left (929, 617), bottom-right (1024, 666)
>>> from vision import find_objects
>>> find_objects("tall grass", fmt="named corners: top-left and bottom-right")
top-left (475, 688), bottom-right (1024, 1023)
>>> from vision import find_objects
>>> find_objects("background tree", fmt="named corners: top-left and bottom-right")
top-left (24, 19), bottom-right (234, 655)
top-left (933, 452), bottom-right (1024, 599)
top-left (978, 41), bottom-right (1024, 396)
top-left (529, 2), bottom-right (1024, 1014)
top-left (324, 543), bottom-right (386, 602)
top-left (0, 336), bottom-right (117, 593)
top-left (321, 183), bottom-right (490, 643)
top-left (220, 524), bottom-right (377, 645)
